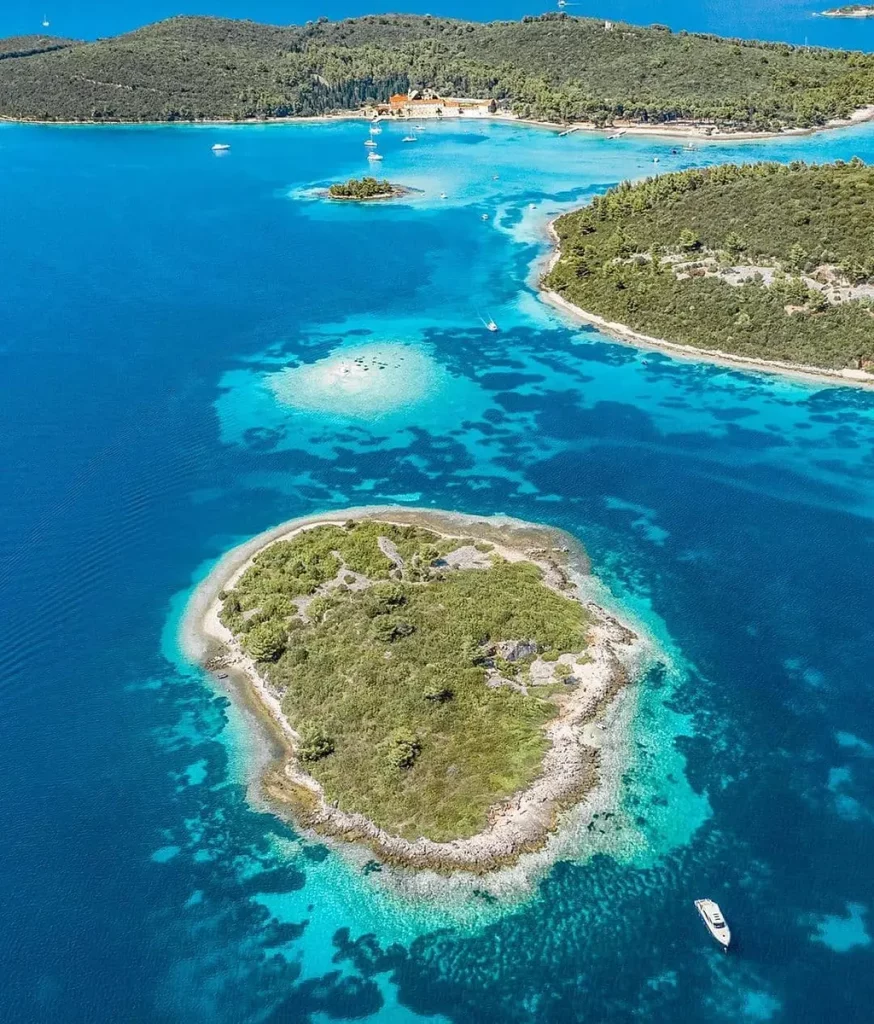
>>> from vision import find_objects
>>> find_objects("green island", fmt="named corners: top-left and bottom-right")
top-left (544, 160), bottom-right (874, 375)
top-left (326, 176), bottom-right (409, 200)
top-left (821, 5), bottom-right (874, 17)
top-left (3, 13), bottom-right (874, 129)
top-left (195, 510), bottom-right (639, 872)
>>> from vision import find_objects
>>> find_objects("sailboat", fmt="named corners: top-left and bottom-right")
top-left (402, 133), bottom-right (418, 142)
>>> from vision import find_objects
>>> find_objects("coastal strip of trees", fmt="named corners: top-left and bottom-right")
top-left (545, 161), bottom-right (874, 371)
top-left (3, 13), bottom-right (874, 127)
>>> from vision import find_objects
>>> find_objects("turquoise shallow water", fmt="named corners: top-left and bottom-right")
top-left (4, 117), bottom-right (874, 1021)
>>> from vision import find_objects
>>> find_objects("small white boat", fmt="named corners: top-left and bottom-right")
top-left (42, 14), bottom-right (50, 27)
top-left (695, 899), bottom-right (731, 949)
top-left (368, 152), bottom-right (384, 161)
top-left (481, 213), bottom-right (489, 221)
top-left (480, 316), bottom-right (499, 332)
top-left (364, 139), bottom-right (378, 148)
top-left (402, 135), bottom-right (417, 142)
top-left (440, 192), bottom-right (448, 199)
top-left (211, 143), bottom-right (230, 152)
top-left (369, 126), bottom-right (382, 135)
top-left (653, 156), bottom-right (660, 163)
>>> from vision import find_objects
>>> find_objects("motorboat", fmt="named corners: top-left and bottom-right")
top-left (402, 135), bottom-right (418, 142)
top-left (480, 316), bottom-right (499, 332)
top-left (440, 192), bottom-right (448, 199)
top-left (694, 899), bottom-right (731, 950)
top-left (364, 139), bottom-right (378, 147)
top-left (368, 152), bottom-right (384, 161)
top-left (211, 143), bottom-right (230, 152)
top-left (481, 213), bottom-right (489, 221)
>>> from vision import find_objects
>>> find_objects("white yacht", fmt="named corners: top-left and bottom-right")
top-left (440, 192), bottom-right (448, 199)
top-left (211, 143), bottom-right (230, 152)
top-left (367, 152), bottom-right (384, 161)
top-left (42, 14), bottom-right (50, 27)
top-left (481, 213), bottom-right (489, 221)
top-left (694, 899), bottom-right (731, 949)
top-left (364, 139), bottom-right (378, 147)
top-left (402, 134), bottom-right (418, 142)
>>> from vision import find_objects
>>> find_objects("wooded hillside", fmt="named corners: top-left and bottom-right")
top-left (545, 161), bottom-right (874, 371)
top-left (2, 13), bottom-right (874, 127)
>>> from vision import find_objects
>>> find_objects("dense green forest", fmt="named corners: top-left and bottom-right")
top-left (3, 13), bottom-right (874, 126)
top-left (327, 176), bottom-right (398, 198)
top-left (219, 520), bottom-right (591, 840)
top-left (545, 161), bottom-right (874, 371)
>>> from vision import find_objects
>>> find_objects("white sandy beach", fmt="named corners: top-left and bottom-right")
top-left (5, 102), bottom-right (874, 141)
top-left (540, 220), bottom-right (874, 391)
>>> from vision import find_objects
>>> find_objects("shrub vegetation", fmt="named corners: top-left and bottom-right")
top-left (220, 520), bottom-right (592, 840)
top-left (545, 160), bottom-right (874, 370)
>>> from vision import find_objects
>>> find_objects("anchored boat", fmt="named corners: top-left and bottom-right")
top-left (694, 899), bottom-right (731, 949)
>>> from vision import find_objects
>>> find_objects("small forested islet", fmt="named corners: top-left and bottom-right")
top-left (326, 176), bottom-right (406, 199)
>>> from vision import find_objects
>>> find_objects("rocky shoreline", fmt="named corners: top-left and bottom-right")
top-left (540, 219), bottom-right (874, 391)
top-left (183, 507), bottom-right (646, 875)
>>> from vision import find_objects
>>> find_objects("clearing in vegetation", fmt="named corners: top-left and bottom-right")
top-left (545, 160), bottom-right (874, 371)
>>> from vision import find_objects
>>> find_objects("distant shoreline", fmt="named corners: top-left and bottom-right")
top-left (540, 220), bottom-right (874, 390)
top-left (3, 104), bottom-right (874, 141)
top-left (181, 506), bottom-right (646, 876)
top-left (819, 5), bottom-right (874, 17)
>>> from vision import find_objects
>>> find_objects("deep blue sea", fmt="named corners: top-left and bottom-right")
top-left (5, 100), bottom-right (874, 1023)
